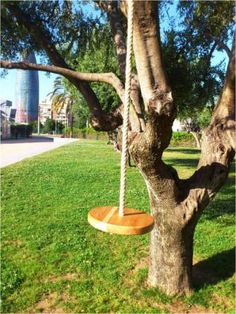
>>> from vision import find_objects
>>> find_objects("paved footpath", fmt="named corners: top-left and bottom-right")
top-left (0, 136), bottom-right (77, 168)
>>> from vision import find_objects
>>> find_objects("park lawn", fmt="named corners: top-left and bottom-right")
top-left (1, 140), bottom-right (235, 313)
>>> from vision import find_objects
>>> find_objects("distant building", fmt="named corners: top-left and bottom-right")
top-left (15, 52), bottom-right (39, 124)
top-left (0, 111), bottom-right (11, 139)
top-left (172, 119), bottom-right (184, 132)
top-left (0, 99), bottom-right (12, 117)
top-left (39, 99), bottom-right (52, 124)
top-left (39, 98), bottom-right (68, 126)
top-left (52, 106), bottom-right (67, 126)
top-left (0, 99), bottom-right (16, 139)
top-left (10, 108), bottom-right (17, 121)
top-left (0, 99), bottom-right (16, 122)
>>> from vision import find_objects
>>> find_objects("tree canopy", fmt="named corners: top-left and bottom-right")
top-left (1, 0), bottom-right (234, 122)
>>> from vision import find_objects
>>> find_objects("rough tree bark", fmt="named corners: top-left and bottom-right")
top-left (1, 0), bottom-right (235, 296)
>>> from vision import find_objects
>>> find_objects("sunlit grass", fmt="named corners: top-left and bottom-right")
top-left (1, 140), bottom-right (235, 313)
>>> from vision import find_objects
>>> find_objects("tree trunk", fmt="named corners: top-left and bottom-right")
top-left (148, 191), bottom-right (194, 295)
top-left (149, 227), bottom-right (194, 295)
top-left (131, 150), bottom-right (197, 295)
top-left (190, 131), bottom-right (201, 148)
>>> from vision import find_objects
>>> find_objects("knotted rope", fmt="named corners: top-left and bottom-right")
top-left (119, 0), bottom-right (134, 216)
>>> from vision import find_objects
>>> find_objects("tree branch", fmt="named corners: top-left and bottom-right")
top-left (215, 39), bottom-right (231, 58)
top-left (143, 2), bottom-right (170, 92)
top-left (121, 1), bottom-right (172, 115)
top-left (0, 60), bottom-right (125, 103)
top-left (99, 1), bottom-right (127, 79)
top-left (180, 34), bottom-right (235, 224)
top-left (212, 33), bottom-right (235, 122)
top-left (132, 15), bottom-right (153, 106)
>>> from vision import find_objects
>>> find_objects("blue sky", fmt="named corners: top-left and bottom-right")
top-left (0, 69), bottom-right (57, 105)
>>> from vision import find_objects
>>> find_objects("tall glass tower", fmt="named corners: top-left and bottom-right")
top-left (15, 52), bottom-right (39, 124)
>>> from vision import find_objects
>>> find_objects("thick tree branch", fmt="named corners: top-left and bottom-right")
top-left (121, 1), bottom-right (171, 109)
top-left (130, 75), bottom-right (146, 131)
top-left (100, 1), bottom-right (127, 79)
top-left (0, 60), bottom-right (125, 102)
top-left (109, 2), bottom-right (146, 131)
top-left (122, 1), bottom-right (176, 194)
top-left (212, 34), bottom-right (235, 122)
top-left (205, 29), bottom-right (231, 59)
top-left (180, 35), bottom-right (235, 223)
top-left (143, 2), bottom-right (170, 91)
top-left (204, 27), bottom-right (232, 59)
top-left (132, 18), bottom-right (153, 105)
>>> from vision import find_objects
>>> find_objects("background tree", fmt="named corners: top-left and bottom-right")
top-left (43, 118), bottom-right (56, 134)
top-left (180, 108), bottom-right (213, 148)
top-left (1, 0), bottom-right (235, 296)
top-left (49, 76), bottom-right (75, 136)
top-left (55, 26), bottom-right (121, 129)
top-left (159, 0), bottom-right (234, 148)
top-left (162, 29), bottom-right (225, 118)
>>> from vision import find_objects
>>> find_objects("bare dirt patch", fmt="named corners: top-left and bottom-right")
top-left (46, 273), bottom-right (79, 283)
top-left (31, 292), bottom-right (74, 313)
top-left (211, 292), bottom-right (235, 311)
top-left (4, 239), bottom-right (24, 246)
top-left (161, 300), bottom-right (217, 314)
top-left (63, 273), bottom-right (78, 281)
top-left (133, 256), bottom-right (149, 272)
top-left (33, 292), bottom-right (58, 313)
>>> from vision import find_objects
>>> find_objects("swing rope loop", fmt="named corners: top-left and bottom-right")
top-left (119, 0), bottom-right (134, 216)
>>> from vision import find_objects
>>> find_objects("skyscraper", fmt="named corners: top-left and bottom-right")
top-left (15, 52), bottom-right (39, 124)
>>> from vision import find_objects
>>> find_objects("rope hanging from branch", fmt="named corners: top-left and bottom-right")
top-left (118, 0), bottom-right (134, 216)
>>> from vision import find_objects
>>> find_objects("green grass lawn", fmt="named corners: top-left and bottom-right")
top-left (1, 140), bottom-right (235, 313)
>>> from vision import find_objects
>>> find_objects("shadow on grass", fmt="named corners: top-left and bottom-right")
top-left (167, 148), bottom-right (201, 155)
top-left (166, 158), bottom-right (199, 169)
top-left (202, 176), bottom-right (235, 223)
top-left (193, 247), bottom-right (235, 289)
top-left (165, 148), bottom-right (200, 169)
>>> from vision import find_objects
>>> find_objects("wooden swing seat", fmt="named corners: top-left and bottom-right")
top-left (88, 206), bottom-right (154, 235)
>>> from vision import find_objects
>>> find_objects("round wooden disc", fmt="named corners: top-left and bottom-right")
top-left (88, 206), bottom-right (154, 235)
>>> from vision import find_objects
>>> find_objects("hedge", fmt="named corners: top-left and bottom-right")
top-left (170, 131), bottom-right (195, 147)
top-left (10, 124), bottom-right (33, 139)
top-left (62, 128), bottom-right (195, 147)
top-left (63, 127), bottom-right (107, 140)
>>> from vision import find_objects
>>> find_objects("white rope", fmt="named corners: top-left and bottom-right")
top-left (119, 0), bottom-right (134, 216)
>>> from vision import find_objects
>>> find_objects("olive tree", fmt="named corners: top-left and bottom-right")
top-left (1, 0), bottom-right (235, 295)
